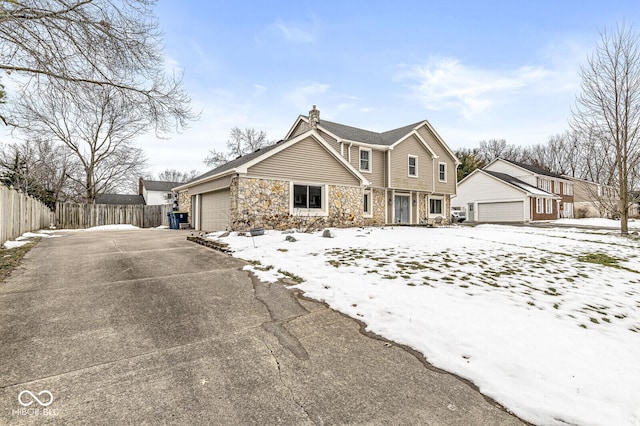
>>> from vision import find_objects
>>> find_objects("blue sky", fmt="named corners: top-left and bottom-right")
top-left (143, 0), bottom-right (640, 176)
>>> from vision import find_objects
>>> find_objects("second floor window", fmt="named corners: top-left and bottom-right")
top-left (359, 148), bottom-right (371, 172)
top-left (408, 156), bottom-right (417, 177)
top-left (438, 163), bottom-right (447, 182)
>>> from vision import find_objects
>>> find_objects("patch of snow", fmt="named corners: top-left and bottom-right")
top-left (219, 225), bottom-right (640, 426)
top-left (2, 240), bottom-right (31, 249)
top-left (553, 217), bottom-right (640, 229)
top-left (84, 224), bottom-right (140, 231)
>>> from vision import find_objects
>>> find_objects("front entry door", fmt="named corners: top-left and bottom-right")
top-left (395, 195), bottom-right (410, 224)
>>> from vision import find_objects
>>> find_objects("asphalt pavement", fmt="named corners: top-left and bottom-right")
top-left (0, 228), bottom-right (526, 425)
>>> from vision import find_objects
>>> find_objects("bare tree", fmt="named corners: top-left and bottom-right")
top-left (477, 138), bottom-right (525, 164)
top-left (0, 0), bottom-right (193, 132)
top-left (571, 24), bottom-right (640, 235)
top-left (8, 81), bottom-right (149, 202)
top-left (204, 127), bottom-right (272, 168)
top-left (156, 168), bottom-right (200, 182)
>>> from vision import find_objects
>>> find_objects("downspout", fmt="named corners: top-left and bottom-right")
top-left (348, 143), bottom-right (352, 163)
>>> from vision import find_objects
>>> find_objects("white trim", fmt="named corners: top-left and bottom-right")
top-left (283, 115), bottom-right (308, 140)
top-left (408, 155), bottom-right (418, 177)
top-left (412, 120), bottom-right (460, 165)
top-left (428, 195), bottom-right (444, 216)
top-left (359, 147), bottom-right (372, 173)
top-left (290, 182), bottom-right (328, 216)
top-left (390, 130), bottom-right (438, 159)
top-left (363, 189), bottom-right (373, 218)
top-left (438, 162), bottom-right (447, 183)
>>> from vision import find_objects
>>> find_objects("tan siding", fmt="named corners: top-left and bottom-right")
top-left (390, 135), bottom-right (434, 191)
top-left (313, 128), bottom-right (341, 155)
top-left (415, 126), bottom-right (457, 194)
top-left (346, 147), bottom-right (386, 187)
top-left (189, 175), bottom-right (232, 195)
top-left (290, 121), bottom-right (310, 138)
top-left (247, 136), bottom-right (361, 186)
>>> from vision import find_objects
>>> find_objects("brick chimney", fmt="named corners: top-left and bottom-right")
top-left (309, 105), bottom-right (319, 129)
top-left (138, 177), bottom-right (144, 195)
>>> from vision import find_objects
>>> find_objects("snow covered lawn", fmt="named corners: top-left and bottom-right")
top-left (209, 223), bottom-right (640, 426)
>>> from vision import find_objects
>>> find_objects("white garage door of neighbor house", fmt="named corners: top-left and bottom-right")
top-left (200, 189), bottom-right (230, 231)
top-left (477, 201), bottom-right (524, 222)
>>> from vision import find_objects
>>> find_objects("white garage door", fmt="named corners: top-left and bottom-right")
top-left (200, 189), bottom-right (230, 231)
top-left (477, 201), bottom-right (524, 222)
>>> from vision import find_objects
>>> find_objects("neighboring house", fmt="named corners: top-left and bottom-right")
top-left (452, 158), bottom-right (574, 222)
top-left (138, 179), bottom-right (182, 206)
top-left (563, 176), bottom-right (617, 218)
top-left (174, 106), bottom-right (460, 231)
top-left (94, 194), bottom-right (145, 205)
top-left (629, 191), bottom-right (640, 218)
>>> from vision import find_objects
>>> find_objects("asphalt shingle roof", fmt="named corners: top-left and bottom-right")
top-left (484, 170), bottom-right (557, 197)
top-left (143, 180), bottom-right (184, 192)
top-left (502, 159), bottom-right (565, 179)
top-left (95, 194), bottom-right (145, 205)
top-left (313, 118), bottom-right (423, 146)
top-left (185, 117), bottom-right (425, 186)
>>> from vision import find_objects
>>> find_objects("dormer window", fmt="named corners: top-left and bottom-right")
top-left (359, 148), bottom-right (371, 172)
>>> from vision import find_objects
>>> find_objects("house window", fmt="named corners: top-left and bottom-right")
top-left (363, 189), bottom-right (372, 217)
top-left (408, 155), bottom-right (418, 177)
top-left (536, 198), bottom-right (543, 214)
top-left (564, 182), bottom-right (573, 196)
top-left (293, 184), bottom-right (323, 209)
top-left (429, 197), bottom-right (443, 215)
top-left (546, 198), bottom-right (553, 214)
top-left (359, 148), bottom-right (371, 172)
top-left (438, 162), bottom-right (447, 182)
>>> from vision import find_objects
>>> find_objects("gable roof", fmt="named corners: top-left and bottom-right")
top-left (175, 130), bottom-right (369, 191)
top-left (483, 170), bottom-right (560, 197)
top-left (317, 118), bottom-right (423, 146)
top-left (95, 194), bottom-right (146, 205)
top-left (143, 180), bottom-right (183, 192)
top-left (178, 141), bottom-right (286, 188)
top-left (489, 158), bottom-right (565, 179)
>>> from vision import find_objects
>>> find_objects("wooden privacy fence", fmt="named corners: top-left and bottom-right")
top-left (0, 184), bottom-right (54, 247)
top-left (55, 203), bottom-right (173, 229)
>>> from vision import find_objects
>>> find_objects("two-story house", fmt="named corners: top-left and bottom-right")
top-left (452, 158), bottom-right (574, 223)
top-left (174, 106), bottom-right (459, 231)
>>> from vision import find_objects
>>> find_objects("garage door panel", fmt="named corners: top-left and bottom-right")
top-left (478, 201), bottom-right (523, 222)
top-left (200, 189), bottom-right (230, 231)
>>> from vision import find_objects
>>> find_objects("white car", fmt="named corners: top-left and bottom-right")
top-left (451, 207), bottom-right (466, 223)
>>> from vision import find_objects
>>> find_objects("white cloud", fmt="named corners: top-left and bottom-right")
top-left (270, 19), bottom-right (317, 44)
top-left (283, 82), bottom-right (330, 110)
top-left (396, 56), bottom-right (553, 118)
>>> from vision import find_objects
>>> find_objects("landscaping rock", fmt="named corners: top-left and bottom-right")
top-left (285, 235), bottom-right (297, 242)
top-left (322, 229), bottom-right (334, 238)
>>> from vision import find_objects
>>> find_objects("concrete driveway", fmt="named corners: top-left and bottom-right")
top-left (0, 229), bottom-right (526, 425)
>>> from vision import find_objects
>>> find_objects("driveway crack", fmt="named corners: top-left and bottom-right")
top-left (261, 338), bottom-right (316, 425)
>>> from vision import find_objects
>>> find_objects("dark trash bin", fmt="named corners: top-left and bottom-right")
top-left (167, 212), bottom-right (179, 229)
top-left (174, 212), bottom-right (189, 229)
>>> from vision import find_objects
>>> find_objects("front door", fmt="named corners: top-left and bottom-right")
top-left (468, 203), bottom-right (475, 222)
top-left (395, 195), bottom-right (410, 224)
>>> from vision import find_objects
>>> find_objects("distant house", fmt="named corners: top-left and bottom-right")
top-left (139, 179), bottom-right (182, 206)
top-left (563, 176), bottom-right (617, 218)
top-left (94, 194), bottom-right (145, 205)
top-left (453, 158), bottom-right (574, 223)
top-left (174, 106), bottom-right (460, 231)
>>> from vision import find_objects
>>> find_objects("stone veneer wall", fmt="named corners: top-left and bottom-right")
top-left (364, 188), bottom-right (386, 226)
top-left (328, 185), bottom-right (363, 227)
top-left (230, 177), bottom-right (291, 230)
top-left (229, 176), bottom-right (364, 230)
top-left (178, 191), bottom-right (192, 220)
